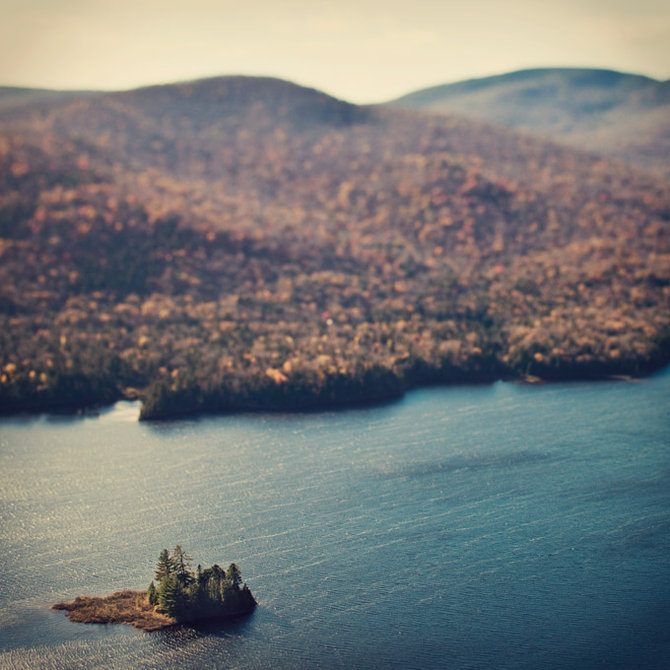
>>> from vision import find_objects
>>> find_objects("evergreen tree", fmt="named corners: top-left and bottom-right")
top-left (226, 563), bottom-right (242, 589)
top-left (172, 545), bottom-right (194, 586)
top-left (147, 580), bottom-right (158, 606)
top-left (155, 548), bottom-right (173, 582)
top-left (158, 573), bottom-right (185, 618)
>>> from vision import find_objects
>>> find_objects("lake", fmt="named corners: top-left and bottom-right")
top-left (1, 371), bottom-right (669, 669)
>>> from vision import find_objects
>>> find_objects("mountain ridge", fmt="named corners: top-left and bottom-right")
top-left (392, 67), bottom-right (668, 102)
top-left (389, 67), bottom-right (670, 177)
top-left (0, 75), bottom-right (365, 123)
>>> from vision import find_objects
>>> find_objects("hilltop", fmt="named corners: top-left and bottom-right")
top-left (0, 86), bottom-right (94, 111)
top-left (390, 68), bottom-right (670, 177)
top-left (0, 75), bottom-right (668, 419)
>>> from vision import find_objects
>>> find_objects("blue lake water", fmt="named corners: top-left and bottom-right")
top-left (1, 371), bottom-right (669, 669)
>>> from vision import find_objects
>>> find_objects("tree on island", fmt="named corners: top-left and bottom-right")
top-left (150, 546), bottom-right (255, 623)
top-left (147, 580), bottom-right (157, 606)
top-left (172, 545), bottom-right (194, 586)
top-left (227, 562), bottom-right (242, 588)
top-left (154, 548), bottom-right (172, 582)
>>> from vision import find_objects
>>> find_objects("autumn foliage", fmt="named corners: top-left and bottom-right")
top-left (0, 77), bottom-right (668, 418)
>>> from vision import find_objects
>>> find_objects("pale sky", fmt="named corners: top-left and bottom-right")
top-left (1, 0), bottom-right (668, 103)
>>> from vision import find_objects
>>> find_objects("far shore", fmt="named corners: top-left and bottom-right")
top-left (10, 360), bottom-right (667, 423)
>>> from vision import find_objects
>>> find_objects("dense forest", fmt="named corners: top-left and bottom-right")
top-left (0, 76), bottom-right (668, 419)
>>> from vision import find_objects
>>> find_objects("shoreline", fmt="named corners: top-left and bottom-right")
top-left (52, 589), bottom-right (256, 631)
top-left (52, 591), bottom-right (176, 631)
top-left (3, 360), bottom-right (669, 422)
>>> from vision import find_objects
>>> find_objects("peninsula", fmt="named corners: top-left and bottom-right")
top-left (52, 546), bottom-right (256, 631)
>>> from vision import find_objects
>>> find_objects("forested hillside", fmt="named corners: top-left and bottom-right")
top-left (0, 76), bottom-right (668, 419)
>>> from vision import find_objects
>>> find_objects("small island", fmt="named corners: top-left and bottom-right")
top-left (52, 546), bottom-right (256, 631)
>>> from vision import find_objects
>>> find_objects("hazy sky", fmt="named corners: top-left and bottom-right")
top-left (1, 0), bottom-right (668, 102)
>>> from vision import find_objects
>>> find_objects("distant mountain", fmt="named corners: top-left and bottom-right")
top-left (0, 76), bottom-right (364, 130)
top-left (0, 76), bottom-right (369, 178)
top-left (390, 68), bottom-right (670, 177)
top-left (0, 86), bottom-right (94, 110)
top-left (114, 76), bottom-right (366, 127)
top-left (0, 75), bottom-right (668, 418)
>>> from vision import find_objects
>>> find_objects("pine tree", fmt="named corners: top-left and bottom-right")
top-left (172, 545), bottom-right (194, 586)
top-left (158, 573), bottom-right (185, 618)
top-left (226, 563), bottom-right (242, 589)
top-left (147, 581), bottom-right (158, 606)
top-left (155, 548), bottom-right (173, 583)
